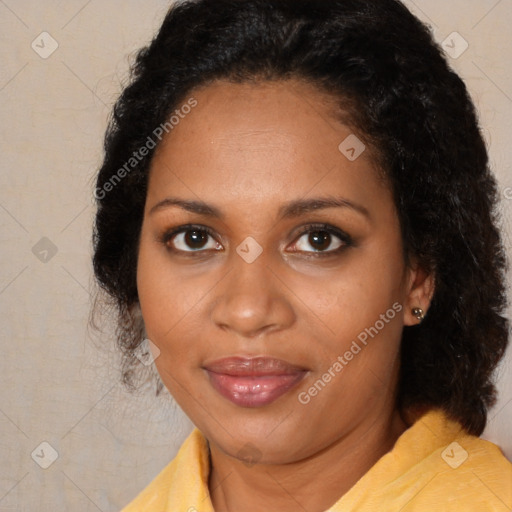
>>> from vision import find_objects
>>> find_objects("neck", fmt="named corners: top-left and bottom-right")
top-left (208, 407), bottom-right (408, 512)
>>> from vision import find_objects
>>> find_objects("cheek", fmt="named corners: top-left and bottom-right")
top-left (137, 230), bottom-right (199, 334)
top-left (297, 249), bottom-right (404, 341)
top-left (136, 250), bottom-right (195, 400)
top-left (136, 231), bottom-right (217, 382)
top-left (137, 232), bottom-right (184, 342)
top-left (289, 245), bottom-right (406, 387)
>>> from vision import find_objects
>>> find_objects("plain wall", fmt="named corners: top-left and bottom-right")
top-left (0, 1), bottom-right (510, 510)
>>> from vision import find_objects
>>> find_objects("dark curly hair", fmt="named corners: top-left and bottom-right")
top-left (92, 0), bottom-right (509, 436)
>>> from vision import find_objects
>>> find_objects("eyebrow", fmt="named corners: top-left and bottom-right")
top-left (278, 196), bottom-right (370, 220)
top-left (149, 196), bottom-right (370, 220)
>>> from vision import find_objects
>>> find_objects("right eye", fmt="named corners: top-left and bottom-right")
top-left (162, 225), bottom-right (223, 253)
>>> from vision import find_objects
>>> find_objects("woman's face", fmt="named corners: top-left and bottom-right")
top-left (137, 79), bottom-right (431, 464)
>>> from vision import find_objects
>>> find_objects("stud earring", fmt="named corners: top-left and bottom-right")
top-left (412, 307), bottom-right (425, 322)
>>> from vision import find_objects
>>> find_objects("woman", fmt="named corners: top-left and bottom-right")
top-left (92, 0), bottom-right (512, 510)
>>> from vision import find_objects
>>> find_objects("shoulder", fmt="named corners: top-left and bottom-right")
top-left (333, 408), bottom-right (512, 511)
top-left (120, 428), bottom-right (212, 512)
top-left (401, 434), bottom-right (512, 510)
top-left (425, 427), bottom-right (512, 507)
top-left (395, 409), bottom-right (512, 510)
top-left (119, 453), bottom-right (180, 512)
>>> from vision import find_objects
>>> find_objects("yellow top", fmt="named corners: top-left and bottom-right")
top-left (121, 409), bottom-right (512, 511)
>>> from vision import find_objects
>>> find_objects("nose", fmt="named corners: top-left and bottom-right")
top-left (210, 254), bottom-right (296, 338)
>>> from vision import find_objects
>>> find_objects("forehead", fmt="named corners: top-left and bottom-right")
top-left (147, 79), bottom-right (388, 215)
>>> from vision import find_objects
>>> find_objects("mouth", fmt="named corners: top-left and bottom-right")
top-left (203, 356), bottom-right (308, 408)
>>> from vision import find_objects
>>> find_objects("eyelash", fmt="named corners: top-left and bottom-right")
top-left (160, 223), bottom-right (353, 257)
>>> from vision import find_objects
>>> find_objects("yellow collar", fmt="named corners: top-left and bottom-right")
top-left (126, 408), bottom-right (512, 511)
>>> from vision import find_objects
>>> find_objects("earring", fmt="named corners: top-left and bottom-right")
top-left (412, 307), bottom-right (425, 322)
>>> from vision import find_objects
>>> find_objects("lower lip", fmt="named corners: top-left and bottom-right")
top-left (205, 370), bottom-right (306, 407)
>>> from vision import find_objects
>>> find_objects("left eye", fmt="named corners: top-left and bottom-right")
top-left (292, 230), bottom-right (345, 253)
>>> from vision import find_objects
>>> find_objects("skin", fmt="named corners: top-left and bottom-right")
top-left (137, 79), bottom-right (435, 512)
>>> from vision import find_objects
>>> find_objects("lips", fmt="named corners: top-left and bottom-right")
top-left (203, 356), bottom-right (308, 407)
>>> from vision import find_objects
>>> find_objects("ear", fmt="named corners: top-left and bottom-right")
top-left (403, 261), bottom-right (435, 326)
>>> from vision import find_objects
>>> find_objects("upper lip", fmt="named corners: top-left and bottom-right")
top-left (203, 356), bottom-right (308, 376)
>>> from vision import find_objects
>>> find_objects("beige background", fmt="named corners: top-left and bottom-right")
top-left (0, 1), bottom-right (511, 510)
